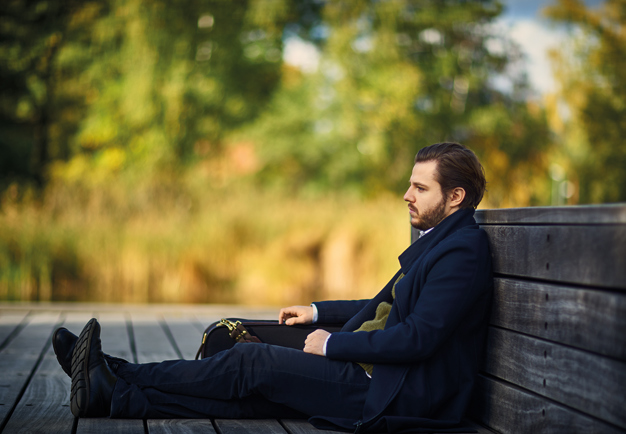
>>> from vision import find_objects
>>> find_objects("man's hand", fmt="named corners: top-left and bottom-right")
top-left (278, 305), bottom-right (314, 325)
top-left (304, 329), bottom-right (330, 356)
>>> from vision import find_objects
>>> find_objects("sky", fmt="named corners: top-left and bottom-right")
top-left (283, 0), bottom-right (605, 97)
top-left (498, 0), bottom-right (603, 95)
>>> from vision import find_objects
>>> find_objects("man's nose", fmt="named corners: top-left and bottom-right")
top-left (403, 188), bottom-right (412, 202)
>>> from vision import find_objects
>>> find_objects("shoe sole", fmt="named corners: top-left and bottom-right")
top-left (70, 318), bottom-right (98, 417)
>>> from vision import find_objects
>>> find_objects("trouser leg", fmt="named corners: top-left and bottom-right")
top-left (111, 343), bottom-right (370, 419)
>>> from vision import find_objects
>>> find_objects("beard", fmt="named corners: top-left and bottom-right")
top-left (410, 195), bottom-right (448, 231)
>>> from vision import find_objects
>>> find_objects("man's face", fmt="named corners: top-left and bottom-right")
top-left (403, 161), bottom-right (451, 231)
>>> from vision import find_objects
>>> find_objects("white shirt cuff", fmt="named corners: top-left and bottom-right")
top-left (323, 334), bottom-right (330, 356)
top-left (311, 303), bottom-right (319, 323)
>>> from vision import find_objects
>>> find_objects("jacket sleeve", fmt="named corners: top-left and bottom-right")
top-left (314, 299), bottom-right (371, 324)
top-left (325, 232), bottom-right (491, 364)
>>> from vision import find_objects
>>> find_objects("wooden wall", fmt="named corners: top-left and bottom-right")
top-left (412, 204), bottom-right (626, 433)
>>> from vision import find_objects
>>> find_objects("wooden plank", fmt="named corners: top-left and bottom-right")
top-left (0, 311), bottom-right (60, 428)
top-left (482, 225), bottom-right (626, 289)
top-left (130, 311), bottom-right (179, 363)
top-left (1, 311), bottom-right (93, 433)
top-left (482, 327), bottom-right (626, 429)
top-left (282, 418), bottom-right (495, 434)
top-left (281, 419), bottom-right (344, 434)
top-left (97, 311), bottom-right (135, 363)
top-left (160, 312), bottom-right (204, 360)
top-left (148, 419), bottom-right (217, 434)
top-left (79, 418), bottom-right (144, 433)
top-left (0, 350), bottom-right (73, 434)
top-left (0, 310), bottom-right (30, 350)
top-left (490, 278), bottom-right (626, 359)
top-left (468, 375), bottom-right (625, 434)
top-left (215, 419), bottom-right (287, 434)
top-left (475, 204), bottom-right (626, 225)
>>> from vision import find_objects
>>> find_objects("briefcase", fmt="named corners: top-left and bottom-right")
top-left (195, 318), bottom-right (343, 359)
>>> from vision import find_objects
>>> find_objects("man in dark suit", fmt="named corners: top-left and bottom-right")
top-left (55, 142), bottom-right (492, 433)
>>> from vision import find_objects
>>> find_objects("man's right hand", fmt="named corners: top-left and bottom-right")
top-left (278, 305), bottom-right (314, 325)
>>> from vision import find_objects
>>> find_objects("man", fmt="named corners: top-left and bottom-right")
top-left (54, 142), bottom-right (492, 433)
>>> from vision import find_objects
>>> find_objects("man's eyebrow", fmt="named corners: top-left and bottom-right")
top-left (411, 181), bottom-right (429, 188)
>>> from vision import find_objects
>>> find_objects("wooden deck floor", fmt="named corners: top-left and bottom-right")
top-left (0, 303), bottom-right (489, 434)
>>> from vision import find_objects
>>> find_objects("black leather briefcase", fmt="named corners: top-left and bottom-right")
top-left (195, 318), bottom-right (343, 359)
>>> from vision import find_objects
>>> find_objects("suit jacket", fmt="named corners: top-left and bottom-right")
top-left (310, 208), bottom-right (493, 433)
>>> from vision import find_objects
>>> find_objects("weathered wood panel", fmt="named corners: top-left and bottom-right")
top-left (475, 204), bottom-right (626, 225)
top-left (482, 225), bottom-right (626, 289)
top-left (130, 311), bottom-right (179, 363)
top-left (281, 419), bottom-right (346, 434)
top-left (1, 350), bottom-right (74, 433)
top-left (490, 278), bottom-right (626, 359)
top-left (468, 375), bottom-right (624, 434)
top-left (98, 311), bottom-right (135, 363)
top-left (0, 311), bottom-right (29, 350)
top-left (148, 419), bottom-right (217, 434)
top-left (78, 418), bottom-right (144, 434)
top-left (482, 327), bottom-right (626, 429)
top-left (2, 312), bottom-right (94, 434)
top-left (215, 419), bottom-right (287, 434)
top-left (0, 312), bottom-right (60, 427)
top-left (160, 313), bottom-right (204, 360)
top-left (282, 418), bottom-right (494, 434)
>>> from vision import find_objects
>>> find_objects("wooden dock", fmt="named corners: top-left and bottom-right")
top-left (0, 303), bottom-right (489, 434)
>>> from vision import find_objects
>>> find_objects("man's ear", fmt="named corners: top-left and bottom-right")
top-left (448, 187), bottom-right (466, 208)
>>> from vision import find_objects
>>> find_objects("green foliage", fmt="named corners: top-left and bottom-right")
top-left (240, 0), bottom-right (552, 204)
top-left (3, 0), bottom-right (603, 303)
top-left (545, 0), bottom-right (626, 203)
top-left (0, 178), bottom-right (408, 305)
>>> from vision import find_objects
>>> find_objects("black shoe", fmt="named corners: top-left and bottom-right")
top-left (53, 326), bottom-right (128, 378)
top-left (70, 318), bottom-right (118, 418)
top-left (52, 327), bottom-right (77, 377)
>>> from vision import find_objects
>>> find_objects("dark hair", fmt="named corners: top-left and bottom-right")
top-left (415, 142), bottom-right (486, 209)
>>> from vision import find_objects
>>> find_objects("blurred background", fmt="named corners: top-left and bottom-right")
top-left (1, 0), bottom-right (624, 305)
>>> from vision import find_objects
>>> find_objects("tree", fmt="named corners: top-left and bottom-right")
top-left (242, 0), bottom-right (552, 205)
top-left (0, 0), bottom-right (83, 187)
top-left (1, 0), bottom-right (295, 190)
top-left (545, 0), bottom-right (626, 203)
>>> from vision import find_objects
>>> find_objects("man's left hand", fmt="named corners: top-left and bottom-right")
top-left (303, 329), bottom-right (330, 356)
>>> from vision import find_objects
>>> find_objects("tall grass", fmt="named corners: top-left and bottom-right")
top-left (0, 169), bottom-right (409, 306)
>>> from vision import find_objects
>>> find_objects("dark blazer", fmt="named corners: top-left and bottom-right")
top-left (310, 208), bottom-right (493, 433)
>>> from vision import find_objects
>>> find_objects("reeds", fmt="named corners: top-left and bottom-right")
top-left (0, 171), bottom-right (409, 306)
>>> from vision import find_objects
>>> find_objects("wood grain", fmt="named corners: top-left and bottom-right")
top-left (0, 310), bottom-right (91, 433)
top-left (78, 418), bottom-right (144, 434)
top-left (97, 310), bottom-right (135, 363)
top-left (148, 419), bottom-right (217, 434)
top-left (281, 419), bottom-right (346, 434)
top-left (475, 204), bottom-right (626, 225)
top-left (0, 310), bottom-right (29, 350)
top-left (482, 225), bottom-right (626, 289)
top-left (468, 375), bottom-right (624, 434)
top-left (0, 311), bottom-right (60, 425)
top-left (215, 419), bottom-right (287, 434)
top-left (1, 350), bottom-right (74, 433)
top-left (129, 311), bottom-right (179, 363)
top-left (490, 278), bottom-right (626, 359)
top-left (160, 312), bottom-right (204, 360)
top-left (482, 327), bottom-right (626, 429)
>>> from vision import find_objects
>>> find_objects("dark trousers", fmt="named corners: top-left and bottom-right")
top-left (110, 343), bottom-right (371, 419)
